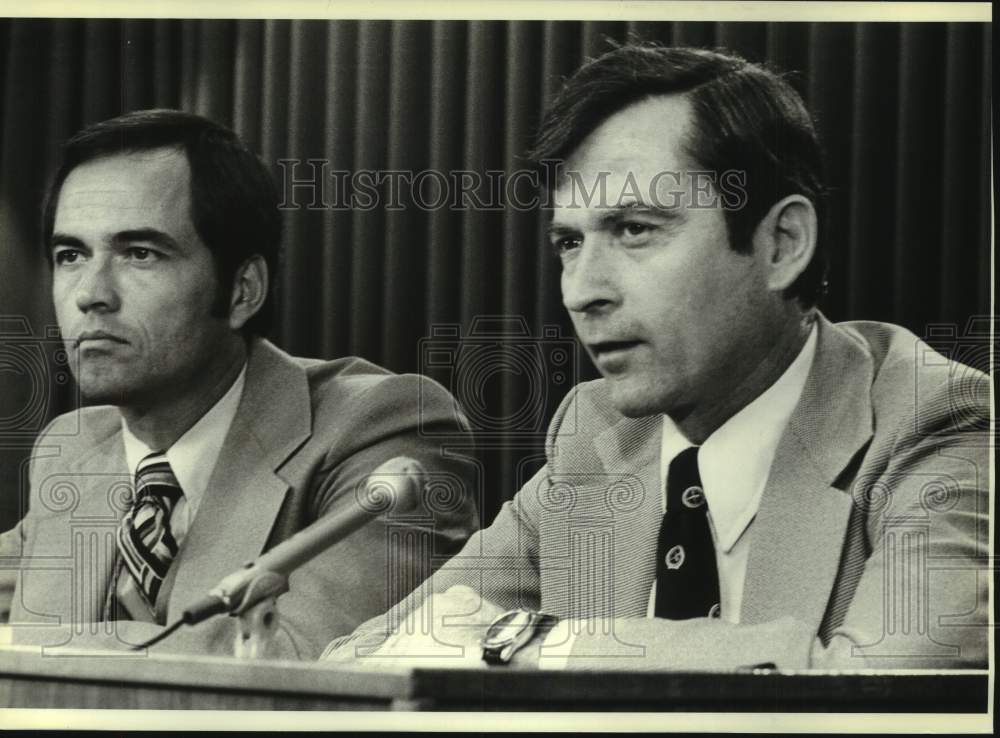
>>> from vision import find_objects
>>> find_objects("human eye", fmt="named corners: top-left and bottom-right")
top-left (124, 246), bottom-right (162, 263)
top-left (52, 246), bottom-right (84, 266)
top-left (548, 232), bottom-right (583, 258)
top-left (615, 220), bottom-right (656, 244)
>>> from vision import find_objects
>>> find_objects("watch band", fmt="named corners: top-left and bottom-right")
top-left (481, 609), bottom-right (558, 665)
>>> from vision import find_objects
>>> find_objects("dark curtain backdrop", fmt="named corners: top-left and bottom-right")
top-left (0, 19), bottom-right (992, 530)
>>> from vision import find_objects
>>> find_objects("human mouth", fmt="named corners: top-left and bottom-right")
top-left (74, 330), bottom-right (128, 348)
top-left (588, 340), bottom-right (643, 369)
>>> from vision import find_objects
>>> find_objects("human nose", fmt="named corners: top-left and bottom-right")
top-left (73, 255), bottom-right (121, 314)
top-left (561, 237), bottom-right (619, 315)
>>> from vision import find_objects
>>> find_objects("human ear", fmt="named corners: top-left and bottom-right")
top-left (752, 195), bottom-right (817, 293)
top-left (228, 255), bottom-right (268, 331)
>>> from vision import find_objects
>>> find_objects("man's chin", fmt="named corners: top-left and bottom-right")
top-left (603, 380), bottom-right (668, 419)
top-left (77, 381), bottom-right (134, 407)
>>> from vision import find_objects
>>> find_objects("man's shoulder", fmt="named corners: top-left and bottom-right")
top-left (831, 318), bottom-right (989, 437)
top-left (834, 319), bottom-right (988, 402)
top-left (546, 378), bottom-right (624, 445)
top-left (297, 354), bottom-right (454, 408)
top-left (266, 349), bottom-right (465, 435)
top-left (249, 340), bottom-right (457, 410)
top-left (35, 405), bottom-right (120, 450)
top-left (833, 319), bottom-right (925, 367)
top-left (296, 353), bottom-right (393, 388)
top-left (28, 406), bottom-right (122, 484)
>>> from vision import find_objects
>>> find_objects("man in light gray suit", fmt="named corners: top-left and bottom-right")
top-left (0, 110), bottom-right (479, 660)
top-left (324, 45), bottom-right (989, 670)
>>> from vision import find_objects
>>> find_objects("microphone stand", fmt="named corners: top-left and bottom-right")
top-left (133, 456), bottom-right (426, 658)
top-left (230, 571), bottom-right (288, 658)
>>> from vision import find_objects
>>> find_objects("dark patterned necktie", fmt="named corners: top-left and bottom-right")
top-left (653, 446), bottom-right (721, 619)
top-left (115, 452), bottom-right (183, 619)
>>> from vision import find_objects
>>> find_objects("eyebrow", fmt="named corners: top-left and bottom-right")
top-left (49, 233), bottom-right (85, 251)
top-left (112, 228), bottom-right (182, 252)
top-left (599, 201), bottom-right (682, 223)
top-left (545, 222), bottom-right (578, 240)
top-left (546, 201), bottom-right (682, 238)
top-left (49, 228), bottom-right (182, 253)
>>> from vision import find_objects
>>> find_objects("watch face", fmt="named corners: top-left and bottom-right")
top-left (483, 610), bottom-right (532, 647)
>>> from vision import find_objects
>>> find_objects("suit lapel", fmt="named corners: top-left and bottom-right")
top-left (25, 424), bottom-right (129, 623)
top-left (592, 413), bottom-right (664, 616)
top-left (164, 340), bottom-right (313, 620)
top-left (741, 316), bottom-right (874, 630)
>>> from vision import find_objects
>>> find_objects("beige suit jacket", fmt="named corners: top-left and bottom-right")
top-left (326, 317), bottom-right (989, 669)
top-left (1, 339), bottom-right (479, 659)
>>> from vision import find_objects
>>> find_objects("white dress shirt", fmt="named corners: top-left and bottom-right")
top-left (649, 323), bottom-right (818, 622)
top-left (540, 325), bottom-right (818, 667)
top-left (121, 366), bottom-right (247, 545)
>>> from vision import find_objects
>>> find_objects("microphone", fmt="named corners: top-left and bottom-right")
top-left (179, 456), bottom-right (428, 627)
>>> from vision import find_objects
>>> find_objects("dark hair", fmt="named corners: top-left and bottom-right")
top-left (42, 109), bottom-right (281, 336)
top-left (530, 44), bottom-right (828, 307)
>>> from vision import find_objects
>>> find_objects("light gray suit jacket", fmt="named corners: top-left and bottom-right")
top-left (326, 317), bottom-right (989, 669)
top-left (1, 339), bottom-right (479, 659)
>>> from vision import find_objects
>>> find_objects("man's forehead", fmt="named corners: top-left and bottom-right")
top-left (56, 147), bottom-right (191, 213)
top-left (565, 94), bottom-right (694, 167)
top-left (550, 94), bottom-right (699, 208)
top-left (61, 147), bottom-right (189, 191)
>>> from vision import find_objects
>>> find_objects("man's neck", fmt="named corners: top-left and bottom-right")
top-left (120, 344), bottom-right (249, 451)
top-left (674, 311), bottom-right (815, 445)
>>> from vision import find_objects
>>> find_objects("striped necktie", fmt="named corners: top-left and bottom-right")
top-left (114, 452), bottom-right (183, 621)
top-left (653, 446), bottom-right (721, 619)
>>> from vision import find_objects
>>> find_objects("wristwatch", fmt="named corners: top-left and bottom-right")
top-left (480, 609), bottom-right (558, 665)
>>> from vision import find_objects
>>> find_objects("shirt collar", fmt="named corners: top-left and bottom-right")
top-left (660, 324), bottom-right (818, 553)
top-left (121, 365), bottom-right (247, 518)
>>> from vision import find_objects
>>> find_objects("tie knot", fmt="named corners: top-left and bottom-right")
top-left (666, 446), bottom-right (704, 511)
top-left (134, 452), bottom-right (182, 505)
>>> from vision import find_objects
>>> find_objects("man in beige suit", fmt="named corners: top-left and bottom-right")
top-left (0, 110), bottom-right (479, 659)
top-left (324, 45), bottom-right (989, 670)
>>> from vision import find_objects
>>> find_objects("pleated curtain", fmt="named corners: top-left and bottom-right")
top-left (0, 20), bottom-right (991, 527)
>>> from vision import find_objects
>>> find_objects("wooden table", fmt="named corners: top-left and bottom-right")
top-left (0, 646), bottom-right (988, 713)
